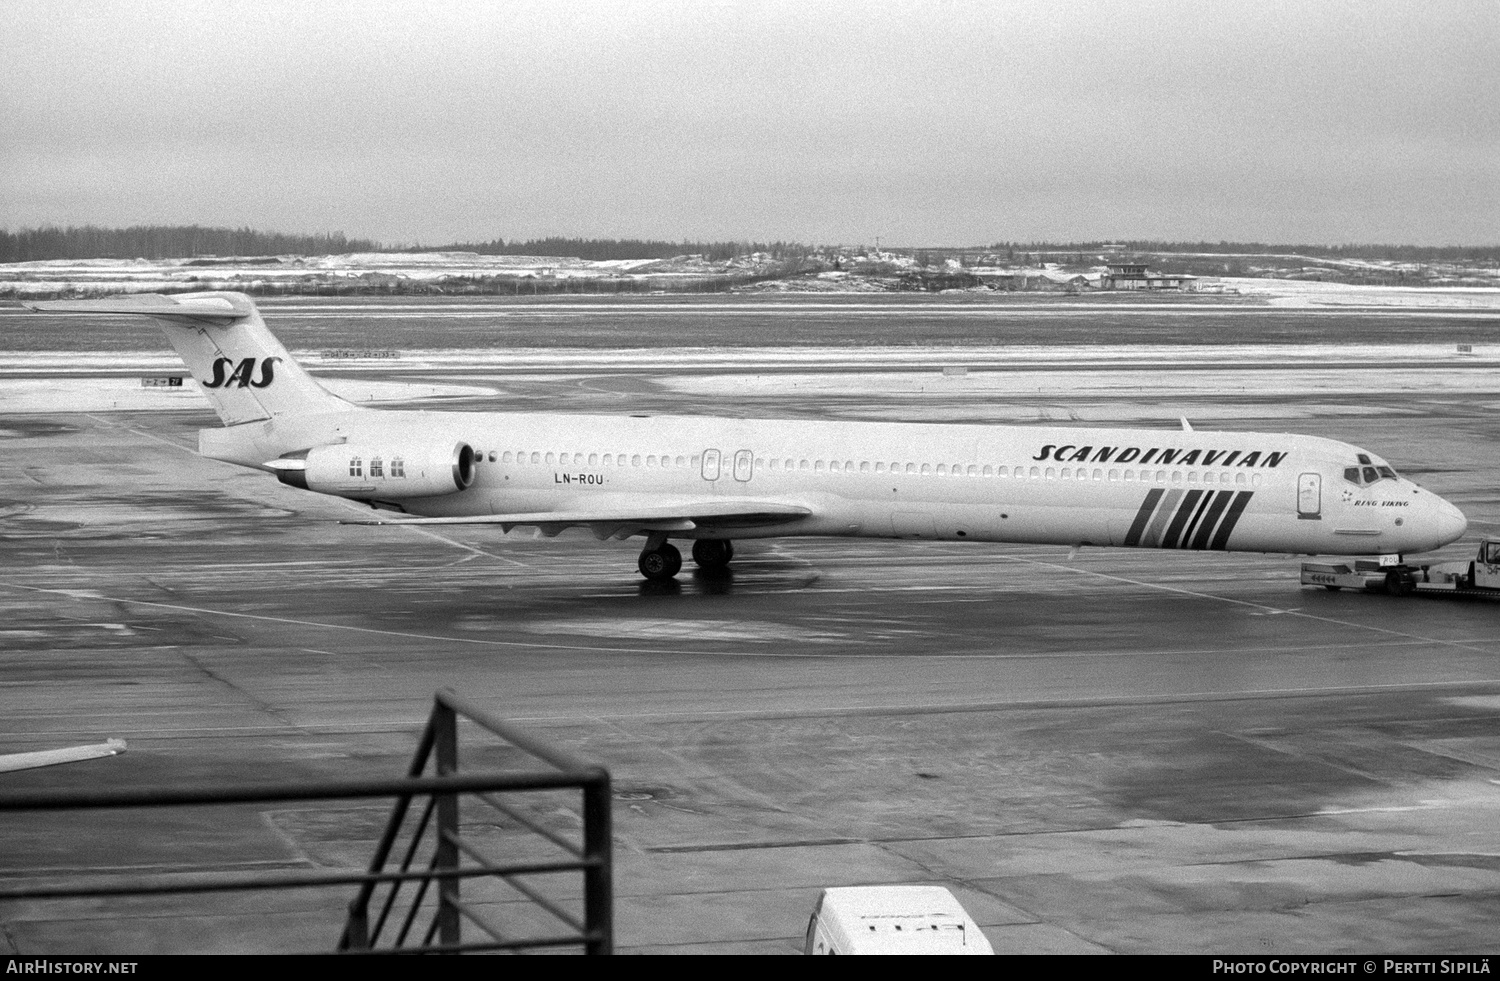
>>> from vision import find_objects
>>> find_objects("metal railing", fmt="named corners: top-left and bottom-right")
top-left (339, 688), bottom-right (612, 953)
top-left (0, 689), bottom-right (612, 954)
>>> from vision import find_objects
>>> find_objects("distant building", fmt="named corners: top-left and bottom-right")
top-left (1103, 263), bottom-right (1196, 290)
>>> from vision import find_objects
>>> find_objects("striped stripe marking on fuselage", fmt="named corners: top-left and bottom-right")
top-left (1123, 488), bottom-right (1254, 550)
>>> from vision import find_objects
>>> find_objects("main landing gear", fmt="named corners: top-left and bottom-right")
top-left (691, 539), bottom-right (734, 571)
top-left (637, 538), bottom-right (735, 581)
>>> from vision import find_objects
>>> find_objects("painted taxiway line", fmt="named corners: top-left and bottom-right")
top-left (1008, 555), bottom-right (1500, 658)
top-left (4, 575), bottom-right (1496, 667)
top-left (5, 678), bottom-right (1500, 742)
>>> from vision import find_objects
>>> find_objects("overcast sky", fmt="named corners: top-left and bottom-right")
top-left (3, 0), bottom-right (1496, 247)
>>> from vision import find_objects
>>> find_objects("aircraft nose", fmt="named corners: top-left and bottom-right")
top-left (1434, 498), bottom-right (1468, 546)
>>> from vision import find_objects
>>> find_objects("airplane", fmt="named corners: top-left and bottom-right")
top-left (26, 291), bottom-right (1468, 582)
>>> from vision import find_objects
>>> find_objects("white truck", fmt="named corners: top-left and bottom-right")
top-left (1302, 539), bottom-right (1500, 597)
top-left (803, 885), bottom-right (993, 955)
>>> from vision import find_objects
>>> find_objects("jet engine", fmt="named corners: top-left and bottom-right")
top-left (267, 442), bottom-right (475, 499)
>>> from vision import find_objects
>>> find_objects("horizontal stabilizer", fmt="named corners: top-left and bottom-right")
top-left (343, 497), bottom-right (812, 533)
top-left (25, 293), bottom-right (253, 326)
top-left (0, 738), bottom-right (127, 774)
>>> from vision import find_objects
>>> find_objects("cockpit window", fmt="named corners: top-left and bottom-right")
top-left (1345, 461), bottom-right (1400, 487)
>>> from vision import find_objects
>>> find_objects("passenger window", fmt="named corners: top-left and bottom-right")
top-left (1157, 470), bottom-right (1167, 482)
top-left (905, 463), bottom-right (915, 473)
top-left (937, 464), bottom-right (947, 475)
top-left (488, 451), bottom-right (497, 462)
top-left (1045, 467), bottom-right (1055, 479)
top-left (800, 460), bottom-right (810, 470)
top-left (1061, 467), bottom-right (1072, 479)
top-left (531, 452), bottom-right (541, 464)
top-left (503, 451), bottom-right (513, 463)
top-left (632, 455), bottom-right (642, 466)
top-left (647, 455), bottom-right (657, 467)
top-left (1123, 470), bottom-right (1134, 481)
top-left (1171, 471), bottom-right (1181, 483)
top-left (1108, 469), bottom-right (1119, 481)
top-left (829, 461), bottom-right (840, 472)
top-left (1093, 469), bottom-right (1103, 480)
top-left (1187, 472), bottom-right (1197, 483)
top-left (676, 456), bottom-right (686, 467)
top-left (1236, 473), bottom-right (1246, 485)
top-left (982, 465), bottom-right (993, 476)
top-left (545, 452), bottom-right (555, 464)
top-left (1029, 466), bottom-right (1040, 478)
top-left (861, 462), bottom-right (870, 472)
top-left (875, 462), bottom-right (885, 472)
top-left (815, 460), bottom-right (825, 471)
top-left (921, 464), bottom-right (931, 474)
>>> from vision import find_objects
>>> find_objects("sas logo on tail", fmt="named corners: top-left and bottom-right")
top-left (202, 357), bottom-right (281, 389)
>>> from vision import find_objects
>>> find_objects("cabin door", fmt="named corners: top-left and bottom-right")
top-left (1297, 472), bottom-right (1321, 519)
top-left (732, 449), bottom-right (754, 482)
top-left (701, 448), bottom-right (721, 481)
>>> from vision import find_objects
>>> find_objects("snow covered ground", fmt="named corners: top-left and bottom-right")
top-left (4, 253), bottom-right (1498, 305)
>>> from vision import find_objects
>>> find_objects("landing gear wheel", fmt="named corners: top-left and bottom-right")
top-left (638, 542), bottom-right (682, 581)
top-left (1384, 569), bottom-right (1414, 597)
top-left (691, 539), bottom-right (734, 570)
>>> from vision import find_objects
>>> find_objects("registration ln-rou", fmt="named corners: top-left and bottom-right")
top-left (27, 292), bottom-right (1469, 582)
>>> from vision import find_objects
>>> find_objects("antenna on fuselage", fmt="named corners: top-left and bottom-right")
top-left (1180, 417), bottom-right (1194, 432)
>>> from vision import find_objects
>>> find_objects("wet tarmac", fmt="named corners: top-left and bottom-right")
top-left (1, 297), bottom-right (1499, 954)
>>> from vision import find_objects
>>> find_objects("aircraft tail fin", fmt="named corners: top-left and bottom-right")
top-left (25, 292), bottom-right (355, 426)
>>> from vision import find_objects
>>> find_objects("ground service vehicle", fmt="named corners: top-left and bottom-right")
top-left (1302, 539), bottom-right (1500, 597)
top-left (803, 885), bottom-right (993, 955)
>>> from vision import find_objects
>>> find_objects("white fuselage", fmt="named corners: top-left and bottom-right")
top-left (203, 408), bottom-right (1468, 557)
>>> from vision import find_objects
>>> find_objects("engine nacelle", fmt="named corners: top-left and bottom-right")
top-left (268, 442), bottom-right (475, 499)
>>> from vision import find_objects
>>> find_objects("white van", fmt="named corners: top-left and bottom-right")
top-left (803, 885), bottom-right (993, 955)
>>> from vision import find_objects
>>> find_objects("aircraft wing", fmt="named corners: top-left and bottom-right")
top-left (342, 496), bottom-right (813, 539)
top-left (0, 739), bottom-right (127, 774)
